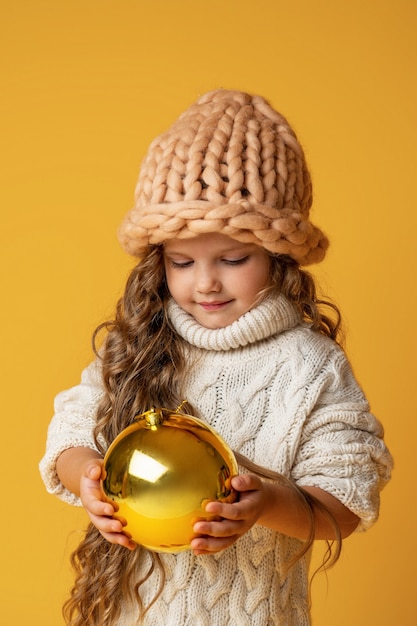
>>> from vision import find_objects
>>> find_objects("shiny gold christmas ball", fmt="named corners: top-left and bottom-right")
top-left (102, 406), bottom-right (238, 553)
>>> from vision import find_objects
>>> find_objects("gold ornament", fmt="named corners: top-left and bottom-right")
top-left (102, 405), bottom-right (238, 552)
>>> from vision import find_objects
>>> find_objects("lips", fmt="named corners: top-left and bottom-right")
top-left (198, 301), bottom-right (231, 311)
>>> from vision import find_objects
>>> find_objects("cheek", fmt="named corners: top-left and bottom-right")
top-left (165, 270), bottom-right (188, 299)
top-left (248, 264), bottom-right (272, 292)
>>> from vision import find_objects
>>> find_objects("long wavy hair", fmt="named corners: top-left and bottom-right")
top-left (63, 245), bottom-right (343, 625)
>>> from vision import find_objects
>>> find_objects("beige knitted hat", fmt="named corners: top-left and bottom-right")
top-left (118, 89), bottom-right (328, 265)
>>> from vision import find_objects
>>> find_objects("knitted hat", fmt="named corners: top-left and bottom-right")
top-left (118, 89), bottom-right (328, 265)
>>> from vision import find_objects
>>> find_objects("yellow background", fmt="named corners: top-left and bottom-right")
top-left (1, 1), bottom-right (415, 624)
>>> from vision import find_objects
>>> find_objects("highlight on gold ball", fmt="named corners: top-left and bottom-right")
top-left (101, 404), bottom-right (238, 552)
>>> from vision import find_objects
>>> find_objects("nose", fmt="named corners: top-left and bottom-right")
top-left (195, 265), bottom-right (221, 293)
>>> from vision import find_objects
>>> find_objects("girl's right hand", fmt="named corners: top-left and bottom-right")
top-left (79, 459), bottom-right (137, 550)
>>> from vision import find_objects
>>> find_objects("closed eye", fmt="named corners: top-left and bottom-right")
top-left (169, 259), bottom-right (193, 269)
top-left (223, 256), bottom-right (249, 266)
top-left (166, 255), bottom-right (250, 268)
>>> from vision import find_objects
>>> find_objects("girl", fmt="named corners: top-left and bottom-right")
top-left (40, 89), bottom-right (392, 625)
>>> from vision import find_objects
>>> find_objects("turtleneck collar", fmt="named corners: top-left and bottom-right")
top-left (166, 295), bottom-right (301, 351)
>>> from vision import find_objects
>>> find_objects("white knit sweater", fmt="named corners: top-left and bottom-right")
top-left (40, 296), bottom-right (392, 625)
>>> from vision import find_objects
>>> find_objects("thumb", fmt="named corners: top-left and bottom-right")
top-left (85, 460), bottom-right (104, 480)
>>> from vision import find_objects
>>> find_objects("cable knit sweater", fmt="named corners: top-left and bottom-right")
top-left (39, 296), bottom-right (392, 625)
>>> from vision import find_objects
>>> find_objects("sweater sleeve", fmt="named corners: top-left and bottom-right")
top-left (291, 341), bottom-right (393, 532)
top-left (39, 359), bottom-right (105, 506)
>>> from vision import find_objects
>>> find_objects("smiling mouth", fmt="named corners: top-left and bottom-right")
top-left (199, 301), bottom-right (231, 311)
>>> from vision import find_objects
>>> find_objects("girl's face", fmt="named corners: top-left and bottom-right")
top-left (163, 232), bottom-right (272, 329)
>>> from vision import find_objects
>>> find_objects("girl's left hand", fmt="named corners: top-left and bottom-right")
top-left (191, 473), bottom-right (265, 555)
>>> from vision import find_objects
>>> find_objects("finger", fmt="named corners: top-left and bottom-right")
top-left (99, 529), bottom-right (137, 551)
top-left (85, 497), bottom-right (116, 517)
top-left (204, 500), bottom-right (243, 520)
top-left (89, 511), bottom-right (125, 534)
top-left (84, 461), bottom-right (104, 481)
top-left (231, 473), bottom-right (262, 492)
top-left (80, 481), bottom-right (114, 510)
top-left (193, 518), bottom-right (242, 538)
top-left (191, 534), bottom-right (238, 554)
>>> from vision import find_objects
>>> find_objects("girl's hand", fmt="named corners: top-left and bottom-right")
top-left (191, 473), bottom-right (265, 555)
top-left (79, 459), bottom-right (137, 550)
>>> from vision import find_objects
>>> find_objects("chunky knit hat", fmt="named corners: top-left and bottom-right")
top-left (118, 89), bottom-right (328, 265)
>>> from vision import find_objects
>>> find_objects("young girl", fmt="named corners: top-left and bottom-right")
top-left (40, 89), bottom-right (392, 625)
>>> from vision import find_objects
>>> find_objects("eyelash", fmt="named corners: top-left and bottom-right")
top-left (169, 256), bottom-right (249, 269)
top-left (224, 256), bottom-right (249, 266)
top-left (169, 260), bottom-right (193, 269)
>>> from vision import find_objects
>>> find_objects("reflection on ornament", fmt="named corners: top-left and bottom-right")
top-left (102, 405), bottom-right (238, 553)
